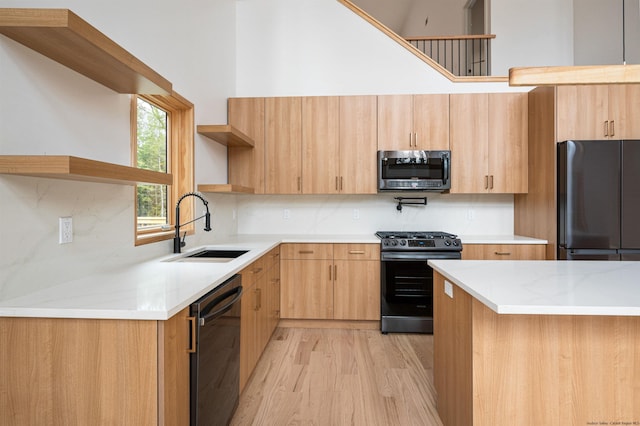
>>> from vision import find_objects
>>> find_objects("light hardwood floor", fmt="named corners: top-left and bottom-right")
top-left (231, 327), bottom-right (443, 426)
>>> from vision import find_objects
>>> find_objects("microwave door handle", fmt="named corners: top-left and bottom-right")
top-left (443, 155), bottom-right (449, 185)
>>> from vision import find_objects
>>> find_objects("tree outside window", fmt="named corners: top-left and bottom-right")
top-left (136, 98), bottom-right (169, 229)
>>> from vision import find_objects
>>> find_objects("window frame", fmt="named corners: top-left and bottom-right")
top-left (131, 92), bottom-right (194, 246)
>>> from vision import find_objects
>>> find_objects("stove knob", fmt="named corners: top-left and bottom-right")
top-left (453, 240), bottom-right (459, 246)
top-left (391, 240), bottom-right (397, 246)
top-left (444, 240), bottom-right (451, 246)
top-left (399, 239), bottom-right (406, 246)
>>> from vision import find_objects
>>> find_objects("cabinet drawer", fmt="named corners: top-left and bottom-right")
top-left (462, 244), bottom-right (545, 260)
top-left (333, 243), bottom-right (380, 260)
top-left (241, 257), bottom-right (267, 283)
top-left (265, 246), bottom-right (280, 269)
top-left (280, 243), bottom-right (333, 260)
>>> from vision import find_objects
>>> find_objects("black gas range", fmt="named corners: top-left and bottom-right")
top-left (376, 231), bottom-right (463, 334)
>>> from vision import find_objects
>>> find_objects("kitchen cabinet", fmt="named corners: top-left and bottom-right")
top-left (556, 84), bottom-right (640, 141)
top-left (239, 246), bottom-right (280, 392)
top-left (302, 96), bottom-right (340, 193)
top-left (461, 244), bottom-right (545, 260)
top-left (228, 97), bottom-right (266, 194)
top-left (280, 243), bottom-right (380, 321)
top-left (377, 94), bottom-right (449, 151)
top-left (265, 97), bottom-right (303, 194)
top-left (450, 92), bottom-right (528, 193)
top-left (0, 309), bottom-right (190, 425)
top-left (302, 96), bottom-right (378, 194)
top-left (339, 96), bottom-right (378, 194)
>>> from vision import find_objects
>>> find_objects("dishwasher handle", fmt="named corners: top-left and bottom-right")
top-left (199, 286), bottom-right (243, 326)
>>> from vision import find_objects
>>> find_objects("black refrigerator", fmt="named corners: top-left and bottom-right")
top-left (557, 140), bottom-right (640, 260)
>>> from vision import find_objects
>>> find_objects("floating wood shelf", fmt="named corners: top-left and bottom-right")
top-left (509, 64), bottom-right (640, 86)
top-left (197, 125), bottom-right (255, 148)
top-left (0, 8), bottom-right (172, 95)
top-left (0, 156), bottom-right (173, 186)
top-left (197, 184), bottom-right (254, 194)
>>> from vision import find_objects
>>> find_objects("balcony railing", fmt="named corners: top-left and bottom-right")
top-left (405, 34), bottom-right (495, 77)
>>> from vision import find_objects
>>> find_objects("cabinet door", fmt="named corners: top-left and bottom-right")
top-left (228, 97), bottom-right (265, 193)
top-left (461, 244), bottom-right (546, 260)
top-left (488, 93), bottom-right (528, 193)
top-left (339, 96), bottom-right (378, 194)
top-left (302, 96), bottom-right (340, 194)
top-left (413, 94), bottom-right (450, 150)
top-left (556, 85), bottom-right (609, 141)
top-left (281, 259), bottom-right (333, 319)
top-left (265, 97), bottom-right (302, 194)
top-left (159, 307), bottom-right (191, 425)
top-left (608, 84), bottom-right (640, 139)
top-left (450, 93), bottom-right (489, 193)
top-left (377, 95), bottom-right (414, 150)
top-left (239, 269), bottom-right (259, 392)
top-left (333, 260), bottom-right (380, 320)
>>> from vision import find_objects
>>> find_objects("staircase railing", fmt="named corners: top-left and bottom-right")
top-left (405, 34), bottom-right (495, 77)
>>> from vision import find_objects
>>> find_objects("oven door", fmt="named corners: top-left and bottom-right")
top-left (380, 251), bottom-right (460, 323)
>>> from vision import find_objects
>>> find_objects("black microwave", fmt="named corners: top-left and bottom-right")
top-left (378, 150), bottom-right (451, 192)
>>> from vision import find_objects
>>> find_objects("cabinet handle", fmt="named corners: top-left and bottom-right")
top-left (610, 120), bottom-right (615, 136)
top-left (409, 132), bottom-right (413, 147)
top-left (335, 176), bottom-right (339, 191)
top-left (604, 120), bottom-right (609, 137)
top-left (297, 176), bottom-right (301, 192)
top-left (187, 316), bottom-right (197, 353)
top-left (484, 175), bottom-right (489, 189)
top-left (329, 264), bottom-right (332, 280)
top-left (349, 250), bottom-right (365, 254)
top-left (255, 288), bottom-right (261, 311)
top-left (298, 250), bottom-right (314, 254)
top-left (340, 176), bottom-right (343, 191)
top-left (334, 265), bottom-right (337, 280)
top-left (414, 132), bottom-right (418, 147)
top-left (489, 175), bottom-right (494, 189)
top-left (494, 252), bottom-right (511, 256)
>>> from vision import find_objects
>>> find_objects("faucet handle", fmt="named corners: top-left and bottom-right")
top-left (180, 232), bottom-right (187, 248)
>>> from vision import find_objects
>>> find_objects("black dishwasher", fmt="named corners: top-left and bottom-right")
top-left (190, 274), bottom-right (243, 426)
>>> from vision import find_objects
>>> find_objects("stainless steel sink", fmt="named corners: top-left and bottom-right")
top-left (168, 249), bottom-right (249, 263)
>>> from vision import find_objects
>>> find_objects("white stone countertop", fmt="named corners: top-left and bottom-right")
top-left (0, 233), bottom-right (546, 320)
top-left (429, 260), bottom-right (640, 316)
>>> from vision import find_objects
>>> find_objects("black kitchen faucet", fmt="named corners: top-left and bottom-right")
top-left (173, 192), bottom-right (211, 253)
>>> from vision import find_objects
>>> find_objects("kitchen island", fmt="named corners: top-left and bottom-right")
top-left (428, 260), bottom-right (640, 426)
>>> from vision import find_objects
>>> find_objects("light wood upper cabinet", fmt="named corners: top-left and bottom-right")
top-left (450, 93), bottom-right (489, 193)
top-left (378, 94), bottom-right (449, 151)
top-left (302, 96), bottom-right (340, 194)
top-left (228, 97), bottom-right (265, 194)
top-left (266, 97), bottom-right (302, 194)
top-left (339, 96), bottom-right (378, 194)
top-left (450, 92), bottom-right (528, 194)
top-left (413, 94), bottom-right (450, 150)
top-left (556, 84), bottom-right (640, 141)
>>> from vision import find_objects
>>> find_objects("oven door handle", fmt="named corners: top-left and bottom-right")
top-left (199, 286), bottom-right (243, 326)
top-left (381, 251), bottom-right (461, 261)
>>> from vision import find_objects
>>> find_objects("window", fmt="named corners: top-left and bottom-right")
top-left (132, 93), bottom-right (194, 245)
top-left (136, 98), bottom-right (169, 229)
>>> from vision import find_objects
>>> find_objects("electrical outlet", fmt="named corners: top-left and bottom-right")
top-left (59, 217), bottom-right (73, 244)
top-left (353, 209), bottom-right (360, 220)
top-left (283, 209), bottom-right (291, 220)
top-left (466, 209), bottom-right (476, 221)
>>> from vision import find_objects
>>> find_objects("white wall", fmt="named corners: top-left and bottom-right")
top-left (0, 0), bottom-right (237, 299)
top-left (490, 0), bottom-right (574, 75)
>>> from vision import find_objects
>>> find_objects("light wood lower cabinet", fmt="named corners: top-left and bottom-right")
top-left (462, 243), bottom-right (545, 260)
top-left (280, 243), bottom-right (380, 321)
top-left (0, 308), bottom-right (191, 425)
top-left (239, 246), bottom-right (280, 392)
